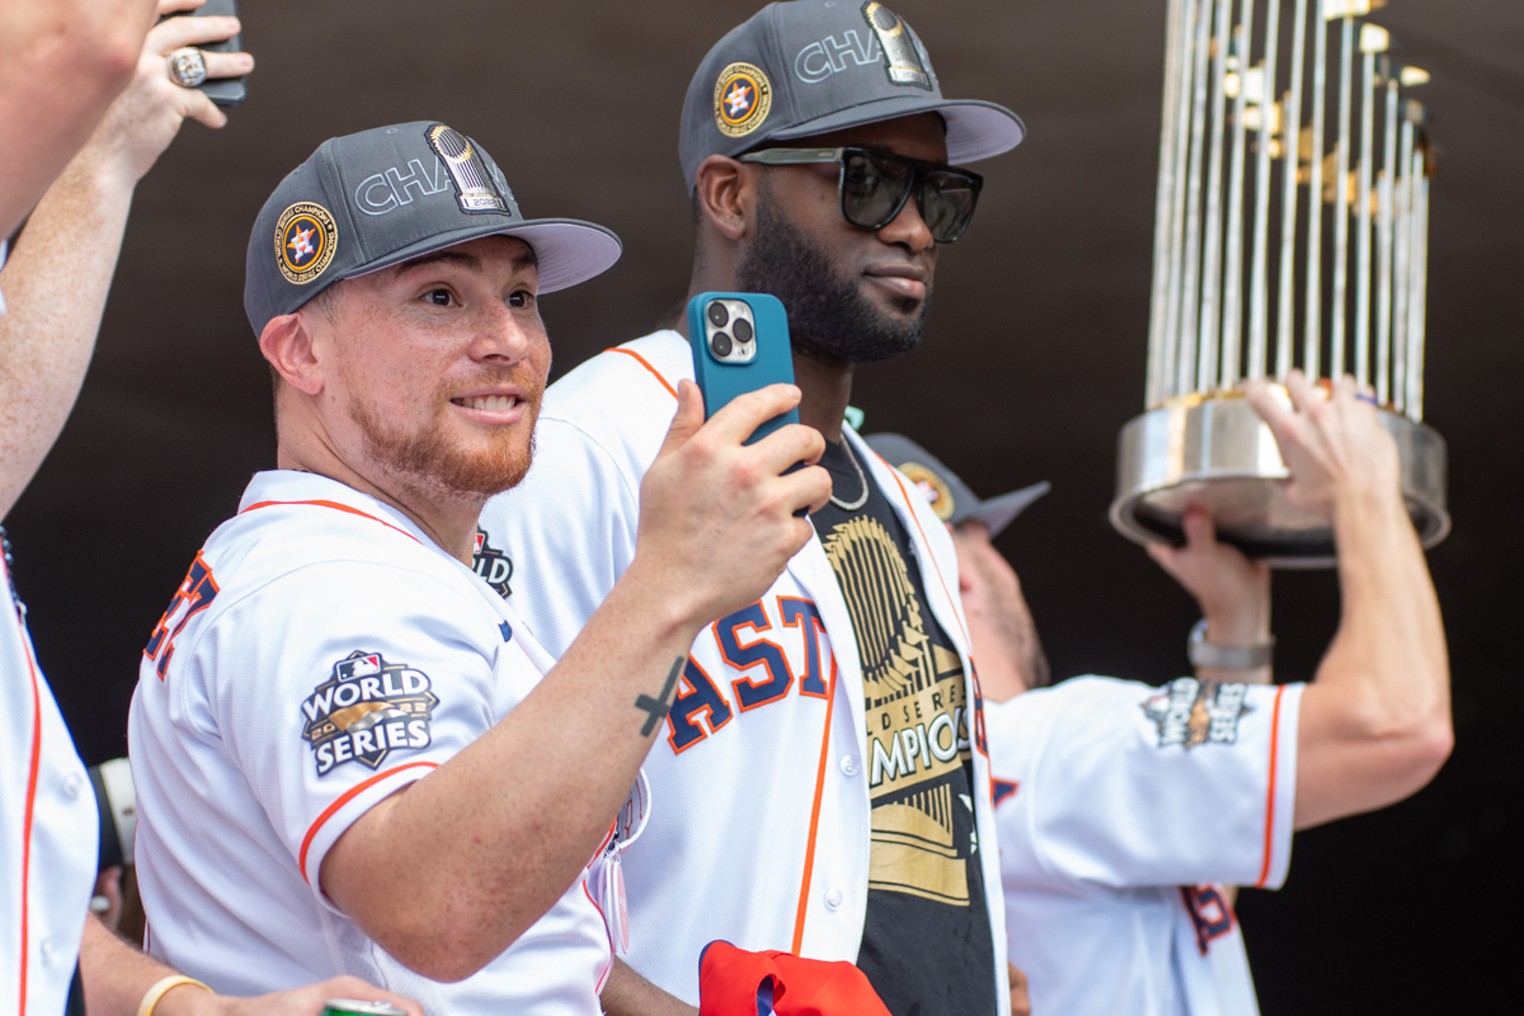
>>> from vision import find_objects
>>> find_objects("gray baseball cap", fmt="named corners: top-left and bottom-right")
top-left (679, 1), bottom-right (1025, 189)
top-left (244, 121), bottom-right (622, 336)
top-left (866, 432), bottom-right (1049, 537)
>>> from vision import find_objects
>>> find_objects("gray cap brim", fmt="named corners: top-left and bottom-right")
top-left (865, 430), bottom-right (1048, 537)
top-left (769, 96), bottom-right (1026, 165)
top-left (345, 217), bottom-right (622, 295)
top-left (968, 481), bottom-right (1051, 538)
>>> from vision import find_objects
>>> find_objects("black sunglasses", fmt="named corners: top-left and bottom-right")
top-left (738, 146), bottom-right (984, 244)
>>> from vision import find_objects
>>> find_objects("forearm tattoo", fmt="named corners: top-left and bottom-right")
top-left (635, 657), bottom-right (684, 735)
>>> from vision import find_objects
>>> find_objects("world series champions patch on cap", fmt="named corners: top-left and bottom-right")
top-left (274, 202), bottom-right (338, 285)
top-left (897, 461), bottom-right (955, 522)
top-left (714, 62), bottom-right (772, 138)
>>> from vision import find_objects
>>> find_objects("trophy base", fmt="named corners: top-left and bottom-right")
top-left (1109, 389), bottom-right (1450, 568)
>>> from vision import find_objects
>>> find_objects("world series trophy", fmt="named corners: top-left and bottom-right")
top-left (1110, 0), bottom-right (1450, 566)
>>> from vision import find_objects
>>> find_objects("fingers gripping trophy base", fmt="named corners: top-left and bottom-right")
top-left (1110, 387), bottom-right (1449, 568)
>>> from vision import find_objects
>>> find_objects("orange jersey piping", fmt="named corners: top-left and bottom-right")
top-left (1255, 685), bottom-right (1289, 888)
top-left (298, 761), bottom-right (439, 884)
top-left (15, 625), bottom-right (42, 1013)
top-left (605, 346), bottom-right (678, 400)
top-left (791, 652), bottom-right (839, 955)
top-left (241, 499), bottom-right (423, 544)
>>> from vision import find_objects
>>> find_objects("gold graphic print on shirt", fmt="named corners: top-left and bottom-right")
top-left (822, 516), bottom-right (974, 906)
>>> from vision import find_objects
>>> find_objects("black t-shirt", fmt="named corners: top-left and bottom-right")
top-left (812, 438), bottom-right (998, 1016)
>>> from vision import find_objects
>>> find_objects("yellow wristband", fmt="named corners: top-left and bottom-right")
top-left (136, 975), bottom-right (212, 1016)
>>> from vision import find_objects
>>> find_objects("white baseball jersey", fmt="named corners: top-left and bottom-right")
top-left (988, 675), bottom-right (1305, 1016)
top-left (1, 552), bottom-right (97, 1016)
top-left (478, 330), bottom-right (1010, 1010)
top-left (129, 470), bottom-right (613, 1014)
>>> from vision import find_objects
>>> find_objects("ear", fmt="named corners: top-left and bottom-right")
top-left (693, 154), bottom-right (751, 241)
top-left (259, 311), bottom-right (325, 396)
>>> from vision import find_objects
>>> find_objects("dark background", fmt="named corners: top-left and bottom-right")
top-left (9, 1), bottom-right (1519, 1010)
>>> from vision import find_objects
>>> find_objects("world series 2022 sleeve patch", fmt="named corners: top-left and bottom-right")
top-left (300, 651), bottom-right (439, 776)
top-left (1140, 678), bottom-right (1251, 749)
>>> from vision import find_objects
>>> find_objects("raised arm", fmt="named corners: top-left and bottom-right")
top-left (0, 0), bottom-right (252, 518)
top-left (0, 0), bottom-right (159, 238)
top-left (1246, 372), bottom-right (1452, 830)
top-left (320, 382), bottom-right (830, 981)
top-left (1146, 508), bottom-right (1273, 685)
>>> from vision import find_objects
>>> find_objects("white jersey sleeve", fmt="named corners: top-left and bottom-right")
top-left (131, 475), bottom-right (611, 1011)
top-left (989, 676), bottom-right (1303, 1016)
top-left (991, 676), bottom-right (1302, 892)
top-left (189, 559), bottom-right (511, 887)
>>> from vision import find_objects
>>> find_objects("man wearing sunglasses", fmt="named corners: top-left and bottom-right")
top-left (477, 2), bottom-right (1024, 1013)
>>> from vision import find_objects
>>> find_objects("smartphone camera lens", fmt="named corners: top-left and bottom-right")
top-left (706, 302), bottom-right (730, 328)
top-left (710, 332), bottom-right (733, 358)
top-left (732, 317), bottom-right (753, 344)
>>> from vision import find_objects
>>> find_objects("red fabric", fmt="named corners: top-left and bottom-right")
top-left (697, 941), bottom-right (893, 1016)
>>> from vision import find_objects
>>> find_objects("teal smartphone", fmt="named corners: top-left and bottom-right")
top-left (687, 291), bottom-right (800, 444)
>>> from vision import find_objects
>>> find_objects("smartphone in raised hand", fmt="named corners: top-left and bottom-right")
top-left (686, 291), bottom-right (799, 444)
top-left (168, 0), bottom-right (247, 107)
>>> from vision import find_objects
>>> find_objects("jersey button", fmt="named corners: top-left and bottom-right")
top-left (839, 755), bottom-right (859, 777)
top-left (62, 772), bottom-right (84, 799)
top-left (824, 888), bottom-right (844, 911)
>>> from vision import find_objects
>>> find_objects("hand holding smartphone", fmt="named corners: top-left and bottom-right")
top-left (687, 292), bottom-right (800, 444)
top-left (162, 0), bottom-right (248, 107)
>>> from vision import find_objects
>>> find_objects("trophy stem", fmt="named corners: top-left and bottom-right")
top-left (1275, 0), bottom-right (1311, 380)
top-left (1377, 69), bottom-right (1397, 406)
top-left (1331, 12), bottom-right (1354, 380)
top-left (1304, 0), bottom-right (1328, 381)
top-left (1146, 0), bottom-right (1187, 409)
top-left (1248, 0), bottom-right (1281, 382)
top-left (1198, 0), bottom-right (1236, 392)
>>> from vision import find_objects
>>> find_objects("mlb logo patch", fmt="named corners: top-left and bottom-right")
top-left (337, 653), bottom-right (382, 680)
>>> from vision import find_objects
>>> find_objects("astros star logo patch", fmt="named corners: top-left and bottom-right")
top-left (713, 62), bottom-right (772, 138)
top-left (274, 201), bottom-right (338, 285)
top-left (287, 226), bottom-right (315, 261)
top-left (725, 81), bottom-right (754, 117)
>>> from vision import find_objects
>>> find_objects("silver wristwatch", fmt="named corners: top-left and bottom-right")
top-left (1187, 619), bottom-right (1274, 670)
